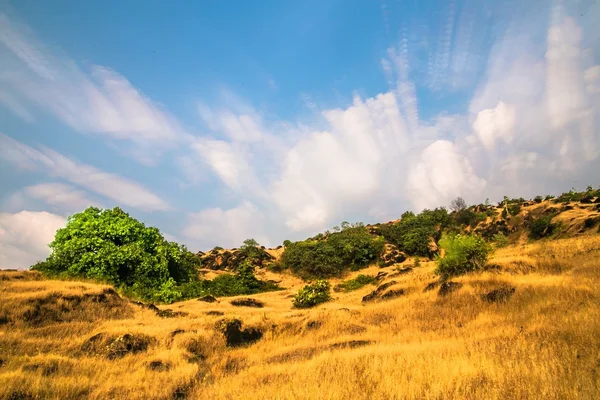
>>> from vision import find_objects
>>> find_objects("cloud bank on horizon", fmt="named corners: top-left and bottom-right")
top-left (1, 0), bottom-right (599, 269)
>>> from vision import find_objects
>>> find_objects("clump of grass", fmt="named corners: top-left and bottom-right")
top-left (334, 274), bottom-right (378, 292)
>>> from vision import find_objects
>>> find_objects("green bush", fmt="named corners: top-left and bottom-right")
top-left (534, 196), bottom-right (543, 203)
top-left (31, 207), bottom-right (201, 303)
top-left (436, 234), bottom-right (492, 277)
top-left (380, 208), bottom-right (450, 257)
top-left (529, 215), bottom-right (556, 239)
top-left (507, 204), bottom-right (521, 216)
top-left (413, 256), bottom-right (421, 267)
top-left (292, 280), bottom-right (331, 308)
top-left (281, 223), bottom-right (385, 278)
top-left (335, 274), bottom-right (377, 292)
top-left (492, 232), bottom-right (508, 248)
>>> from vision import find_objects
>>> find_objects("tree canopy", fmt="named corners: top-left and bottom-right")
top-left (31, 207), bottom-right (200, 302)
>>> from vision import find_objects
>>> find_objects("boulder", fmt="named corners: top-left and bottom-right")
top-left (217, 319), bottom-right (263, 347)
top-left (481, 287), bottom-right (515, 303)
top-left (230, 298), bottom-right (265, 308)
top-left (198, 295), bottom-right (218, 303)
top-left (423, 282), bottom-right (439, 292)
top-left (379, 244), bottom-right (407, 267)
top-left (438, 281), bottom-right (463, 296)
top-left (380, 289), bottom-right (405, 300)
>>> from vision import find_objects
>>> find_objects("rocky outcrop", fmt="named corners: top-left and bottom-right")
top-left (379, 244), bottom-right (407, 267)
top-left (198, 248), bottom-right (275, 271)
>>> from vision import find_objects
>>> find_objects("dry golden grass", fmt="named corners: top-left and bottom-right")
top-left (1, 235), bottom-right (600, 399)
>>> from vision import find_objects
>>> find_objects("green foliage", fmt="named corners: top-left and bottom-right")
top-left (492, 232), bottom-right (508, 248)
top-left (534, 196), bottom-right (543, 203)
top-left (335, 274), bottom-right (377, 292)
top-left (178, 261), bottom-right (280, 298)
top-left (413, 256), bottom-right (421, 268)
top-left (529, 215), bottom-right (556, 239)
top-left (212, 246), bottom-right (224, 251)
top-left (545, 195), bottom-right (555, 201)
top-left (283, 240), bottom-right (292, 247)
top-left (436, 234), bottom-right (492, 277)
top-left (380, 208), bottom-right (450, 257)
top-left (281, 223), bottom-right (385, 278)
top-left (292, 280), bottom-right (331, 308)
top-left (507, 204), bottom-right (521, 216)
top-left (240, 238), bottom-right (261, 260)
top-left (31, 207), bottom-right (201, 303)
top-left (501, 208), bottom-right (508, 219)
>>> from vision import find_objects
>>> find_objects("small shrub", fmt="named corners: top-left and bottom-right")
top-left (534, 196), bottom-right (543, 203)
top-left (507, 204), bottom-right (521, 216)
top-left (335, 275), bottom-right (378, 292)
top-left (529, 215), bottom-right (556, 239)
top-left (501, 208), bottom-right (508, 219)
top-left (293, 280), bottom-right (331, 308)
top-left (492, 233), bottom-right (508, 248)
top-left (413, 256), bottom-right (421, 268)
top-left (436, 234), bottom-right (492, 278)
top-left (545, 195), bottom-right (555, 201)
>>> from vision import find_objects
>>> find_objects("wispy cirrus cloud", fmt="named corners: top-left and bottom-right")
top-left (0, 133), bottom-right (170, 212)
top-left (0, 12), bottom-right (187, 164)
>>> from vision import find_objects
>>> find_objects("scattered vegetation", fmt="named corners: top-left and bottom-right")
top-left (492, 232), bottom-right (509, 248)
top-left (292, 280), bottom-right (332, 308)
top-left (529, 215), bottom-right (557, 239)
top-left (281, 222), bottom-right (384, 278)
top-left (436, 234), bottom-right (492, 278)
top-left (380, 208), bottom-right (450, 257)
top-left (334, 274), bottom-right (378, 292)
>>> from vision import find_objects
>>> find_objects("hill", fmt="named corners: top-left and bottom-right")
top-left (1, 194), bottom-right (600, 399)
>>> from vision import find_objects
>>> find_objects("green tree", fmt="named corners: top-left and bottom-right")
top-left (31, 207), bottom-right (200, 302)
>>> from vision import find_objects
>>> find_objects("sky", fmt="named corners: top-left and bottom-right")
top-left (1, 0), bottom-right (600, 269)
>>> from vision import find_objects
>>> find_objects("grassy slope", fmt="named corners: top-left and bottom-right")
top-left (2, 232), bottom-right (600, 399)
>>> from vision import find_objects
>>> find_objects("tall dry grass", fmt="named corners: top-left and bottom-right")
top-left (1, 235), bottom-right (600, 399)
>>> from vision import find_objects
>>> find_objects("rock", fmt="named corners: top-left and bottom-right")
top-left (206, 310), bottom-right (224, 316)
top-left (82, 333), bottom-right (152, 359)
top-left (306, 320), bottom-right (322, 329)
top-left (198, 295), bottom-right (218, 303)
top-left (361, 291), bottom-right (379, 303)
top-left (380, 289), bottom-right (405, 300)
top-left (375, 271), bottom-right (388, 280)
top-left (395, 267), bottom-right (413, 275)
top-left (328, 340), bottom-right (373, 350)
top-left (362, 280), bottom-right (399, 303)
top-left (438, 282), bottom-right (463, 296)
top-left (481, 287), bottom-right (515, 303)
top-left (423, 282), bottom-right (439, 292)
top-left (375, 281), bottom-right (397, 293)
top-left (379, 244), bottom-right (407, 267)
top-left (580, 195), bottom-right (594, 204)
top-left (0, 358), bottom-right (5, 368)
top-left (185, 338), bottom-right (206, 362)
top-left (156, 309), bottom-right (188, 318)
top-left (147, 360), bottom-right (170, 372)
top-left (217, 319), bottom-right (263, 347)
top-left (230, 298), bottom-right (264, 308)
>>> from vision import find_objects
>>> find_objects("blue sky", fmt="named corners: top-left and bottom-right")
top-left (1, 0), bottom-right (600, 268)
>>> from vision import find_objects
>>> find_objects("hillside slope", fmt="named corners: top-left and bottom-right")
top-left (2, 233), bottom-right (600, 399)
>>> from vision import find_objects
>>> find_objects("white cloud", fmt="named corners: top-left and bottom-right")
top-left (182, 201), bottom-right (269, 249)
top-left (4, 182), bottom-right (102, 215)
top-left (0, 210), bottom-right (65, 269)
top-left (0, 12), bottom-right (186, 162)
top-left (473, 101), bottom-right (517, 151)
top-left (0, 89), bottom-right (34, 122)
top-left (0, 133), bottom-right (170, 212)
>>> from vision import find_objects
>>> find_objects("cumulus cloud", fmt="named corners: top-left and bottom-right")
top-left (182, 5), bottom-right (600, 249)
top-left (0, 134), bottom-right (170, 212)
top-left (0, 210), bottom-right (65, 269)
top-left (182, 201), bottom-right (269, 249)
